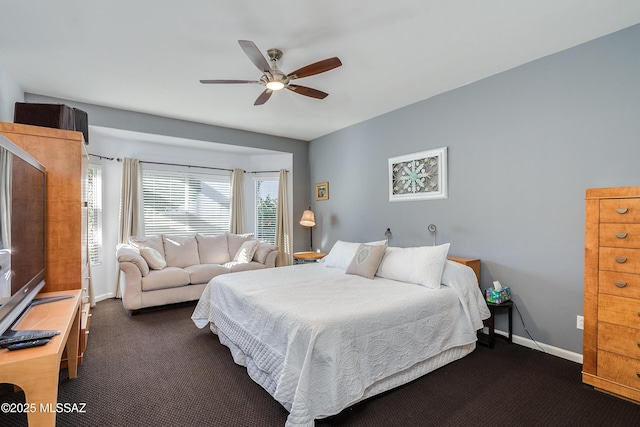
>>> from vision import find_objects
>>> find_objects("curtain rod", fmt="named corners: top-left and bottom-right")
top-left (88, 154), bottom-right (287, 174)
top-left (89, 154), bottom-right (122, 162)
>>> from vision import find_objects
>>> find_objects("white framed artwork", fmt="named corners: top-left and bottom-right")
top-left (388, 147), bottom-right (448, 202)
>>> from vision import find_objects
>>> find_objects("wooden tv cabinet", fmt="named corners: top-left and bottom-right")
top-left (0, 121), bottom-right (90, 366)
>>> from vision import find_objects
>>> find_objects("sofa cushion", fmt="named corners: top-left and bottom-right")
top-left (141, 267), bottom-right (190, 291)
top-left (140, 247), bottom-right (167, 270)
top-left (254, 242), bottom-right (278, 264)
top-left (196, 234), bottom-right (230, 264)
top-left (129, 235), bottom-right (165, 258)
top-left (163, 235), bottom-right (200, 268)
top-left (185, 264), bottom-right (231, 285)
top-left (225, 261), bottom-right (267, 273)
top-left (233, 239), bottom-right (260, 263)
top-left (226, 233), bottom-right (254, 261)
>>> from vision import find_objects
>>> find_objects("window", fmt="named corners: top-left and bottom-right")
top-left (86, 164), bottom-right (103, 265)
top-left (142, 169), bottom-right (231, 235)
top-left (255, 178), bottom-right (278, 244)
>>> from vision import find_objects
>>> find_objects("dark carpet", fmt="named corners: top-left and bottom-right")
top-left (2, 298), bottom-right (639, 426)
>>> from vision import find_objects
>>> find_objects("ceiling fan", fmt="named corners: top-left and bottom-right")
top-left (200, 40), bottom-right (342, 106)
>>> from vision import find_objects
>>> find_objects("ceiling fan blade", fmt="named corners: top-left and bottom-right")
top-left (286, 85), bottom-right (329, 100)
top-left (254, 89), bottom-right (273, 106)
top-left (199, 79), bottom-right (260, 84)
top-left (238, 40), bottom-right (272, 73)
top-left (287, 57), bottom-right (342, 80)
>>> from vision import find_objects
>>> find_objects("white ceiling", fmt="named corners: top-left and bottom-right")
top-left (1, 1), bottom-right (639, 142)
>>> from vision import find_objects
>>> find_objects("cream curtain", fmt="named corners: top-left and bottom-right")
top-left (115, 158), bottom-right (143, 298)
top-left (275, 169), bottom-right (292, 266)
top-left (230, 168), bottom-right (245, 234)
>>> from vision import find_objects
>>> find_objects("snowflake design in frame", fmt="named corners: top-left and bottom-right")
top-left (388, 147), bottom-right (448, 201)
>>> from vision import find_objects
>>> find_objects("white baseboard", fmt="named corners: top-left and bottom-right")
top-left (488, 328), bottom-right (583, 364)
top-left (94, 292), bottom-right (116, 303)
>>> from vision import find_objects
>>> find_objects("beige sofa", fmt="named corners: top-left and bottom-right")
top-left (117, 233), bottom-right (278, 312)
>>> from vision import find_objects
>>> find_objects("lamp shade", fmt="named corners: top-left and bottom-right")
top-left (300, 210), bottom-right (316, 227)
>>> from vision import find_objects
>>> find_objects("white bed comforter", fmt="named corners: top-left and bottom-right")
top-left (192, 260), bottom-right (489, 427)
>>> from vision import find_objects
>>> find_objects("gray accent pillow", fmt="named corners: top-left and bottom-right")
top-left (324, 240), bottom-right (387, 270)
top-left (346, 244), bottom-right (387, 279)
top-left (163, 235), bottom-right (200, 268)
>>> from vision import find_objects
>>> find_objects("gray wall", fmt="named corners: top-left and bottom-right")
top-left (309, 24), bottom-right (640, 355)
top-left (24, 94), bottom-right (312, 253)
top-left (0, 57), bottom-right (23, 122)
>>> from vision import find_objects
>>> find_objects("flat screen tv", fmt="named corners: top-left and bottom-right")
top-left (0, 134), bottom-right (46, 336)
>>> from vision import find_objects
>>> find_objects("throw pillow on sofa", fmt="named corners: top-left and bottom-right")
top-left (226, 233), bottom-right (254, 260)
top-left (233, 240), bottom-right (260, 263)
top-left (140, 247), bottom-right (167, 270)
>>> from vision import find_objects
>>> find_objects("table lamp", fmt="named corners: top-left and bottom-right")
top-left (300, 208), bottom-right (316, 251)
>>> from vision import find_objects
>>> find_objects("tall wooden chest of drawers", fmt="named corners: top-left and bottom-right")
top-left (583, 186), bottom-right (640, 403)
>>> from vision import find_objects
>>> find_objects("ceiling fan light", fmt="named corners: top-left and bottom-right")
top-left (266, 80), bottom-right (285, 91)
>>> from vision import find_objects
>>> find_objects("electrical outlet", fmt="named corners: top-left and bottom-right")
top-left (577, 315), bottom-right (584, 330)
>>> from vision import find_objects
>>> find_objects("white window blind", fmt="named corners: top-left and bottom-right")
top-left (86, 164), bottom-right (103, 265)
top-left (142, 169), bottom-right (231, 235)
top-left (255, 179), bottom-right (278, 244)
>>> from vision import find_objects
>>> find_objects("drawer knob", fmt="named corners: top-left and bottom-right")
top-left (616, 208), bottom-right (629, 214)
top-left (615, 257), bottom-right (627, 263)
top-left (615, 281), bottom-right (627, 288)
top-left (616, 232), bottom-right (628, 239)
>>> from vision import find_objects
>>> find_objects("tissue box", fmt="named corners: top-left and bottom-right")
top-left (485, 286), bottom-right (511, 304)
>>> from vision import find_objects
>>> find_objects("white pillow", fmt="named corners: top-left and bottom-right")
top-left (233, 240), bottom-right (260, 263)
top-left (376, 243), bottom-right (451, 289)
top-left (324, 240), bottom-right (387, 270)
top-left (139, 247), bottom-right (167, 270)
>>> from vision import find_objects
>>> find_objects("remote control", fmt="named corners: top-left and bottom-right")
top-left (6, 339), bottom-right (51, 351)
top-left (0, 331), bottom-right (60, 347)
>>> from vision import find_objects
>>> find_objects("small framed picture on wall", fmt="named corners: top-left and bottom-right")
top-left (315, 182), bottom-right (329, 200)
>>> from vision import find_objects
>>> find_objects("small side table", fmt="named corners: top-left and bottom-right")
top-left (479, 300), bottom-right (513, 349)
top-left (293, 251), bottom-right (327, 264)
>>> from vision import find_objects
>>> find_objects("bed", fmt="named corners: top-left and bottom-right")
top-left (192, 243), bottom-right (490, 427)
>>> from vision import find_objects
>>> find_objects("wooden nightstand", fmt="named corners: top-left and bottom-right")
top-left (447, 256), bottom-right (480, 283)
top-left (478, 300), bottom-right (513, 349)
top-left (293, 251), bottom-right (327, 264)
